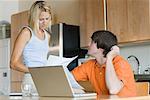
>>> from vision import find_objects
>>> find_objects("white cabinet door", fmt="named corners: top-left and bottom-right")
top-left (0, 39), bottom-right (10, 95)
top-left (0, 38), bottom-right (10, 68)
top-left (0, 68), bottom-right (10, 95)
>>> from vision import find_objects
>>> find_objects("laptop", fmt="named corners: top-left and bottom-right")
top-left (29, 66), bottom-right (96, 97)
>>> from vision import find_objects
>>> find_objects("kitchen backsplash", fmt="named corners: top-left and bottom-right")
top-left (120, 43), bottom-right (150, 74)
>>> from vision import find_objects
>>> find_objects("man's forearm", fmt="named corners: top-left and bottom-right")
top-left (105, 57), bottom-right (123, 94)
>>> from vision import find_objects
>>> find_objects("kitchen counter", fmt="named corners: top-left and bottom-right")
top-left (134, 74), bottom-right (150, 82)
top-left (97, 95), bottom-right (150, 100)
top-left (0, 95), bottom-right (150, 100)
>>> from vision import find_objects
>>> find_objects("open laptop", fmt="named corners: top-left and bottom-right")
top-left (29, 66), bottom-right (96, 97)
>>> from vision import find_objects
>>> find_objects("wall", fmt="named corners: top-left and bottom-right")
top-left (120, 43), bottom-right (150, 74)
top-left (18, 0), bottom-right (35, 11)
top-left (18, 0), bottom-right (80, 25)
top-left (0, 0), bottom-right (19, 23)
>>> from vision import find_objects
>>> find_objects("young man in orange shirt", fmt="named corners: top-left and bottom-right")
top-left (71, 30), bottom-right (136, 96)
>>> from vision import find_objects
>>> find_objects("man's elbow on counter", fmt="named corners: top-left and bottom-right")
top-left (109, 81), bottom-right (124, 95)
top-left (109, 88), bottom-right (120, 95)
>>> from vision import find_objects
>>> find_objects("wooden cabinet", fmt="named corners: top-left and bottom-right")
top-left (11, 11), bottom-right (28, 92)
top-left (79, 0), bottom-right (105, 47)
top-left (80, 0), bottom-right (150, 46)
top-left (11, 10), bottom-right (28, 52)
top-left (107, 0), bottom-right (150, 43)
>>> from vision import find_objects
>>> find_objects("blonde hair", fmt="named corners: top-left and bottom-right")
top-left (28, 1), bottom-right (52, 34)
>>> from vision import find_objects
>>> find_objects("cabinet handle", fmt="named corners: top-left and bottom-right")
top-left (3, 72), bottom-right (7, 77)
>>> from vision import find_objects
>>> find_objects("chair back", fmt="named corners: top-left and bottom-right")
top-left (136, 82), bottom-right (149, 96)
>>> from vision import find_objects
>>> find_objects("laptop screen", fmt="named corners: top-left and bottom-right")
top-left (29, 66), bottom-right (96, 97)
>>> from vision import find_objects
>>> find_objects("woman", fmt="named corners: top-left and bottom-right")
top-left (10, 1), bottom-right (52, 96)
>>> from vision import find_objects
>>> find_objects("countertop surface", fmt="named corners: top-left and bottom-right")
top-left (0, 95), bottom-right (150, 100)
top-left (134, 74), bottom-right (150, 82)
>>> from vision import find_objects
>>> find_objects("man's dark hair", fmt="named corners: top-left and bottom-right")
top-left (91, 30), bottom-right (118, 57)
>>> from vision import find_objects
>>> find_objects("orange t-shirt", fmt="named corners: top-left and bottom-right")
top-left (71, 56), bottom-right (136, 96)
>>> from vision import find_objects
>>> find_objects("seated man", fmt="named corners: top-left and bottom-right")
top-left (71, 30), bottom-right (136, 96)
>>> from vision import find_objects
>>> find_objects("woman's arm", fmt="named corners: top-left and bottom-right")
top-left (10, 28), bottom-right (31, 73)
top-left (47, 33), bottom-right (60, 53)
top-left (105, 46), bottom-right (124, 94)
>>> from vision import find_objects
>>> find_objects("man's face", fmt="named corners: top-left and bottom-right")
top-left (88, 40), bottom-right (104, 58)
top-left (88, 41), bottom-right (101, 57)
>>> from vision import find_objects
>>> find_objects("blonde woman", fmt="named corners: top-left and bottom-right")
top-left (10, 1), bottom-right (52, 96)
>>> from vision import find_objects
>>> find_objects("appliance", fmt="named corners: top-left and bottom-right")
top-left (29, 66), bottom-right (96, 97)
top-left (49, 23), bottom-right (80, 57)
top-left (49, 23), bottom-right (80, 71)
top-left (0, 20), bottom-right (11, 39)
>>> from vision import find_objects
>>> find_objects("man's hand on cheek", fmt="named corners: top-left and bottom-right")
top-left (106, 45), bottom-right (120, 60)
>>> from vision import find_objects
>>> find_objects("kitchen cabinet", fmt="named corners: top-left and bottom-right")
top-left (79, 0), bottom-right (105, 47)
top-left (0, 38), bottom-right (10, 95)
top-left (11, 11), bottom-right (28, 93)
top-left (0, 68), bottom-right (10, 95)
top-left (11, 10), bottom-right (28, 52)
top-left (80, 0), bottom-right (150, 47)
top-left (107, 0), bottom-right (150, 43)
top-left (0, 39), bottom-right (10, 68)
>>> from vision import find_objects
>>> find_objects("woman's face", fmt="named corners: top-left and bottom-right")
top-left (39, 11), bottom-right (51, 30)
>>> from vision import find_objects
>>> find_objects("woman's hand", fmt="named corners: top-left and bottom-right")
top-left (106, 45), bottom-right (120, 60)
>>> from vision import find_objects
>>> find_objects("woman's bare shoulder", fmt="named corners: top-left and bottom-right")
top-left (16, 27), bottom-right (31, 41)
top-left (20, 27), bottom-right (31, 35)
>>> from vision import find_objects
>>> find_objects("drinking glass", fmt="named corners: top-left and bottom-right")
top-left (21, 82), bottom-right (32, 96)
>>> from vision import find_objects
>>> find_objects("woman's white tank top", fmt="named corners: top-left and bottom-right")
top-left (22, 26), bottom-right (49, 67)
